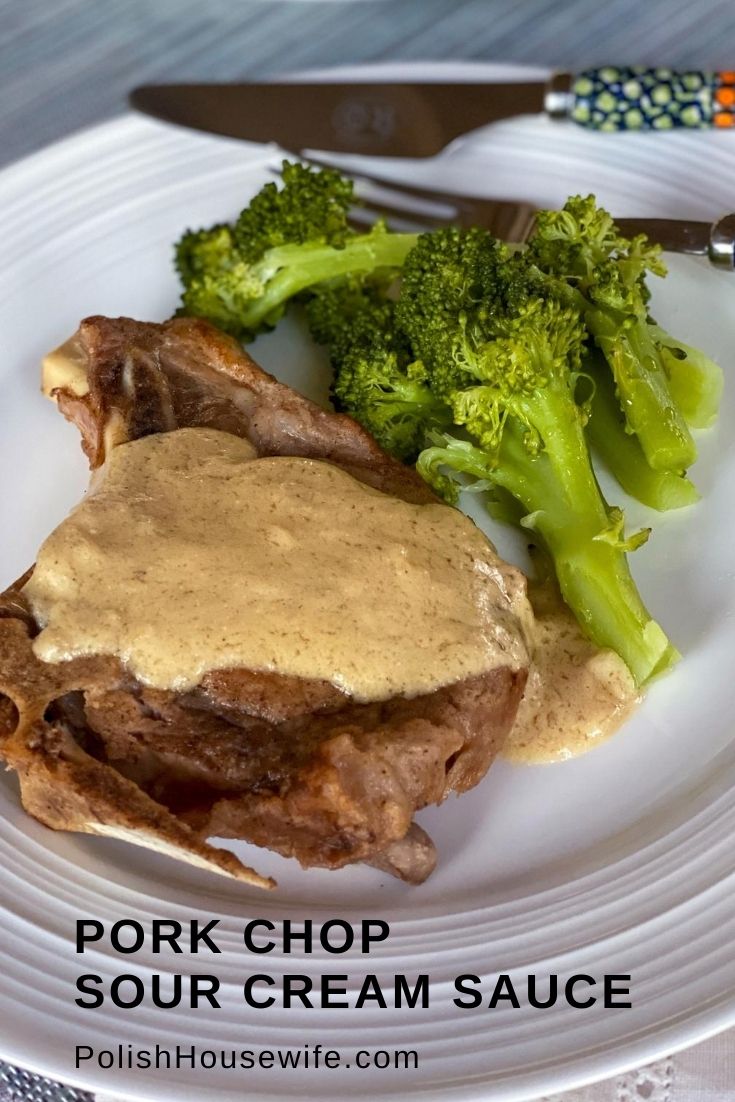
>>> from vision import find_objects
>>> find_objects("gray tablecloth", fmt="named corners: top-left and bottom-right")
top-left (3, 0), bottom-right (735, 169)
top-left (1, 1), bottom-right (735, 1098)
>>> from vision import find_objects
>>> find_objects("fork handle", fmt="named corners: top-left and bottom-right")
top-left (548, 67), bottom-right (735, 130)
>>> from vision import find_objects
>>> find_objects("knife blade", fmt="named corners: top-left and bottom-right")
top-left (130, 81), bottom-right (548, 157)
top-left (130, 68), bottom-right (735, 157)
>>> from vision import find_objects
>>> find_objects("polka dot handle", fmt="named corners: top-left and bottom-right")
top-left (570, 66), bottom-right (735, 130)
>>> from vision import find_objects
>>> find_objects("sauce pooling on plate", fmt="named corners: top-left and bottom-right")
top-left (503, 581), bottom-right (639, 764)
top-left (24, 427), bottom-right (531, 701)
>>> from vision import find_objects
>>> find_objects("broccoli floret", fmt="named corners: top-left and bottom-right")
top-left (234, 160), bottom-right (353, 257)
top-left (400, 231), bottom-right (675, 684)
top-left (306, 282), bottom-right (448, 461)
top-left (334, 347), bottom-right (449, 461)
top-left (305, 280), bottom-right (403, 364)
top-left (175, 225), bottom-right (265, 336)
top-left (526, 195), bottom-right (696, 472)
top-left (175, 161), bottom-right (418, 339)
top-left (305, 221), bottom-right (678, 681)
top-left (176, 223), bottom-right (233, 283)
top-left (396, 227), bottom-right (523, 399)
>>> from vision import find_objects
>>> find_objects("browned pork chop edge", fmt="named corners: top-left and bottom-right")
top-left (0, 315), bottom-right (529, 886)
top-left (53, 315), bottom-right (435, 504)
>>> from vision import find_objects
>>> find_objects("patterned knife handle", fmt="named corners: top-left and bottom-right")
top-left (546, 67), bottom-right (735, 130)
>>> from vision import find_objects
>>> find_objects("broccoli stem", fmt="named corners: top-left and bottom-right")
top-left (584, 351), bottom-right (700, 511)
top-left (584, 305), bottom-right (696, 472)
top-left (419, 399), bottom-right (677, 685)
top-left (648, 324), bottom-right (724, 429)
top-left (243, 232), bottom-right (418, 331)
top-left (507, 392), bottom-right (676, 683)
top-left (543, 517), bottom-right (677, 685)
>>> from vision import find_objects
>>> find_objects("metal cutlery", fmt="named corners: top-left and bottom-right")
top-left (289, 161), bottom-right (735, 269)
top-left (131, 68), bottom-right (735, 159)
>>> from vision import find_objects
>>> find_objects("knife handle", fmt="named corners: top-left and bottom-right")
top-left (548, 67), bottom-right (735, 130)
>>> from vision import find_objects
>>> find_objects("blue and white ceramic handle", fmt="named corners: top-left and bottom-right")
top-left (547, 67), bottom-right (735, 130)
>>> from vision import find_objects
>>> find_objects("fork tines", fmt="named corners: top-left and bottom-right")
top-left (269, 155), bottom-right (538, 242)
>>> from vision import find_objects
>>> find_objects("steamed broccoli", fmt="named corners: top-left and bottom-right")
top-left (648, 324), bottom-right (723, 430)
top-left (584, 349), bottom-right (699, 511)
top-left (306, 282), bottom-right (449, 460)
top-left (233, 160), bottom-right (354, 255)
top-left (395, 227), bottom-right (521, 399)
top-left (305, 279), bottom-right (401, 362)
top-left (334, 348), bottom-right (449, 461)
top-left (171, 164), bottom-right (721, 684)
top-left (175, 161), bottom-right (418, 338)
top-left (526, 195), bottom-right (697, 472)
top-left (175, 224), bottom-right (259, 336)
top-left (394, 230), bottom-right (674, 684)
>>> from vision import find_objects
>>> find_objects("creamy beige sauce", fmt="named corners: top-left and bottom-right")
top-left (504, 582), bottom-right (639, 764)
top-left (24, 427), bottom-right (530, 700)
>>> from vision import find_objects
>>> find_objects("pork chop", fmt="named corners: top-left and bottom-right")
top-left (0, 316), bottom-right (529, 886)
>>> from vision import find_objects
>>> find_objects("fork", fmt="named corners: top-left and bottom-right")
top-left (274, 157), bottom-right (735, 268)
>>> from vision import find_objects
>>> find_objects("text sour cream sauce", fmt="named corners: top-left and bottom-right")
top-left (25, 427), bottom-right (530, 701)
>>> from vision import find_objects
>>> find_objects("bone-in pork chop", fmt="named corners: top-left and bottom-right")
top-left (0, 316), bottom-right (529, 886)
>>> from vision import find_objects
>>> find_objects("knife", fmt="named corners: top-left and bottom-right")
top-left (130, 67), bottom-right (735, 158)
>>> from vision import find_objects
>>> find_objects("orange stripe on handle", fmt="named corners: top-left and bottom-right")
top-left (570, 68), bottom-right (735, 130)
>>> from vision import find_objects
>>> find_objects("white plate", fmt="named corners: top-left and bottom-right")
top-left (1, 61), bottom-right (735, 1102)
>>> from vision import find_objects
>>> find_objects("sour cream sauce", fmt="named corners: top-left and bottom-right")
top-left (24, 422), bottom-right (638, 760)
top-left (24, 427), bottom-right (531, 701)
top-left (504, 581), bottom-right (639, 763)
